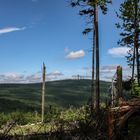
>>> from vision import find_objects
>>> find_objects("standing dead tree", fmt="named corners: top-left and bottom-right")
top-left (41, 63), bottom-right (46, 123)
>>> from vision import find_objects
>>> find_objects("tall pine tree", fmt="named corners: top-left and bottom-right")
top-left (116, 0), bottom-right (140, 84)
top-left (70, 0), bottom-right (111, 110)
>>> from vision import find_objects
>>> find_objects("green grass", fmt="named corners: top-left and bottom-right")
top-left (0, 79), bottom-right (110, 113)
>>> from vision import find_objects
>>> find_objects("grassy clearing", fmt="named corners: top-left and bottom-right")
top-left (5, 106), bottom-right (90, 136)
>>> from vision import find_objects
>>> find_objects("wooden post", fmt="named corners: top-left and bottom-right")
top-left (41, 63), bottom-right (46, 123)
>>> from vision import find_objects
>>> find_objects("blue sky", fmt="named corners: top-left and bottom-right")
top-left (0, 0), bottom-right (131, 83)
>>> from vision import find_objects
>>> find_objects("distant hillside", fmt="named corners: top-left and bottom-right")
top-left (0, 80), bottom-right (110, 113)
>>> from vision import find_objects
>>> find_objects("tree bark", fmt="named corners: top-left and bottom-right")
top-left (42, 63), bottom-right (46, 123)
top-left (91, 27), bottom-right (95, 109)
top-left (134, 0), bottom-right (140, 85)
top-left (132, 47), bottom-right (135, 81)
top-left (94, 4), bottom-right (100, 111)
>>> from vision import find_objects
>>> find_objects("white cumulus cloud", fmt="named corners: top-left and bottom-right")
top-left (26, 74), bottom-right (41, 83)
top-left (47, 71), bottom-right (64, 80)
top-left (66, 50), bottom-right (85, 59)
top-left (108, 47), bottom-right (130, 57)
top-left (101, 65), bottom-right (132, 81)
top-left (101, 65), bottom-right (118, 73)
top-left (0, 73), bottom-right (25, 83)
top-left (0, 70), bottom-right (64, 83)
top-left (0, 27), bottom-right (26, 35)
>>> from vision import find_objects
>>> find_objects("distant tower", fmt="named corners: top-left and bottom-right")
top-left (41, 63), bottom-right (46, 123)
top-left (77, 74), bottom-right (80, 80)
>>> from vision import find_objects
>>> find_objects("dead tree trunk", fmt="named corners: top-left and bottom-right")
top-left (41, 63), bottom-right (46, 123)
top-left (116, 66), bottom-right (122, 106)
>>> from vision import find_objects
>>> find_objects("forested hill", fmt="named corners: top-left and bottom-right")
top-left (0, 79), bottom-right (110, 113)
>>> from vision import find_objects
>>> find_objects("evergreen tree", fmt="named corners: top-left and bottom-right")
top-left (116, 0), bottom-right (140, 84)
top-left (70, 0), bottom-right (111, 110)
